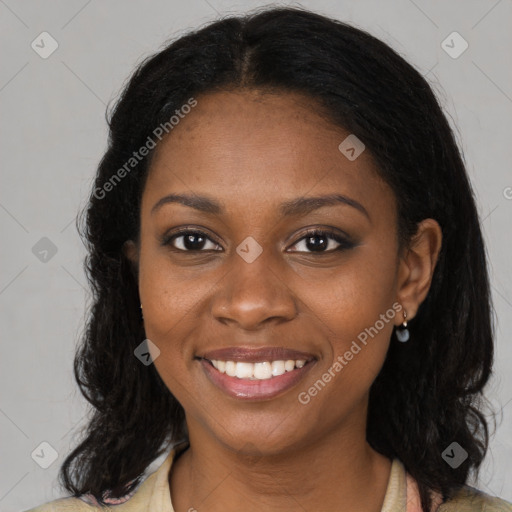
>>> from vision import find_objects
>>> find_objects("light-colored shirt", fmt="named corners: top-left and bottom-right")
top-left (24, 443), bottom-right (512, 511)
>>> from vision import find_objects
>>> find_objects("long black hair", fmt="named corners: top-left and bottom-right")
top-left (60, 7), bottom-right (495, 512)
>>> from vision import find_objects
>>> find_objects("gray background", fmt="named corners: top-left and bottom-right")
top-left (1, 1), bottom-right (511, 511)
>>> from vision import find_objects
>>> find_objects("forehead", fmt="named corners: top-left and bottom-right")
top-left (143, 89), bottom-right (394, 217)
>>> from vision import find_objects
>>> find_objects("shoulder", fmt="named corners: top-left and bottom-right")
top-left (23, 471), bottom-right (156, 511)
top-left (23, 442), bottom-right (187, 512)
top-left (23, 496), bottom-right (100, 512)
top-left (23, 482), bottom-right (154, 512)
top-left (23, 489), bottom-right (150, 512)
top-left (438, 485), bottom-right (512, 512)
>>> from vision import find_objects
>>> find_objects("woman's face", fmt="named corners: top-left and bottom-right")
top-left (127, 89), bottom-right (413, 454)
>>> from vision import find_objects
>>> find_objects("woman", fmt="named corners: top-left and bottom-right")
top-left (27, 6), bottom-right (512, 512)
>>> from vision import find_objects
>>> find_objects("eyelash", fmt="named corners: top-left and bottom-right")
top-left (161, 227), bottom-right (355, 254)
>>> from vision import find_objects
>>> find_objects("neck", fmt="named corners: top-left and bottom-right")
top-left (169, 419), bottom-right (392, 512)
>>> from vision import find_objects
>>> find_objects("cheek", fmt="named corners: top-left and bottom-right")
top-left (138, 245), bottom-right (208, 336)
top-left (137, 249), bottom-right (203, 384)
top-left (298, 243), bottom-right (398, 389)
top-left (302, 240), bottom-right (398, 330)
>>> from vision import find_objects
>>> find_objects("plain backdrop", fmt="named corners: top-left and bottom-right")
top-left (1, 1), bottom-right (511, 511)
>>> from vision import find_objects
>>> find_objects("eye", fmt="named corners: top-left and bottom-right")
top-left (162, 227), bottom-right (355, 254)
top-left (163, 229), bottom-right (221, 252)
top-left (288, 229), bottom-right (355, 254)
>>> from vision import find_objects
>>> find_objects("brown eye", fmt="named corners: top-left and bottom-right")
top-left (288, 229), bottom-right (355, 253)
top-left (163, 230), bottom-right (221, 252)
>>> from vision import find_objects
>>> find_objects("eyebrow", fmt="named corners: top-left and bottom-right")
top-left (151, 192), bottom-right (370, 221)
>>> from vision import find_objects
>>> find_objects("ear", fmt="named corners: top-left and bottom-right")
top-left (122, 240), bottom-right (139, 277)
top-left (395, 218), bottom-right (442, 324)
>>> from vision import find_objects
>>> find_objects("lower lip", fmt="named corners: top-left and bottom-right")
top-left (199, 359), bottom-right (315, 401)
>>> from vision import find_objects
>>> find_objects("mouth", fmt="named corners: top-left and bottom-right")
top-left (196, 347), bottom-right (316, 400)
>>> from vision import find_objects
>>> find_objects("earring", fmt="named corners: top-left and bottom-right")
top-left (140, 304), bottom-right (143, 320)
top-left (395, 309), bottom-right (409, 342)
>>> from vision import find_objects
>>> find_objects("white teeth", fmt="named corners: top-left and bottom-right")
top-left (271, 360), bottom-right (285, 376)
top-left (254, 362), bottom-right (272, 379)
top-left (284, 360), bottom-right (295, 372)
top-left (209, 359), bottom-right (308, 380)
top-left (225, 361), bottom-right (237, 377)
top-left (235, 362), bottom-right (253, 379)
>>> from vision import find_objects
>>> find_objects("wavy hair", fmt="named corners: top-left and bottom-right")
top-left (60, 7), bottom-right (495, 512)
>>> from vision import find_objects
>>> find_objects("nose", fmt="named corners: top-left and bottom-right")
top-left (210, 251), bottom-right (298, 330)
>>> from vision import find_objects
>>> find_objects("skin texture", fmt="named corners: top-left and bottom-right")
top-left (124, 89), bottom-right (442, 512)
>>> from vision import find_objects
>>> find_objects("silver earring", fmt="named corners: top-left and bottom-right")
top-left (140, 304), bottom-right (143, 319)
top-left (395, 309), bottom-right (409, 342)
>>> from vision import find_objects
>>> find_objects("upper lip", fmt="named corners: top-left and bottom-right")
top-left (199, 346), bottom-right (316, 363)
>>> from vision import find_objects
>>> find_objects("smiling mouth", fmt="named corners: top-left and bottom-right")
top-left (196, 350), bottom-right (316, 400)
top-left (202, 358), bottom-right (308, 380)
